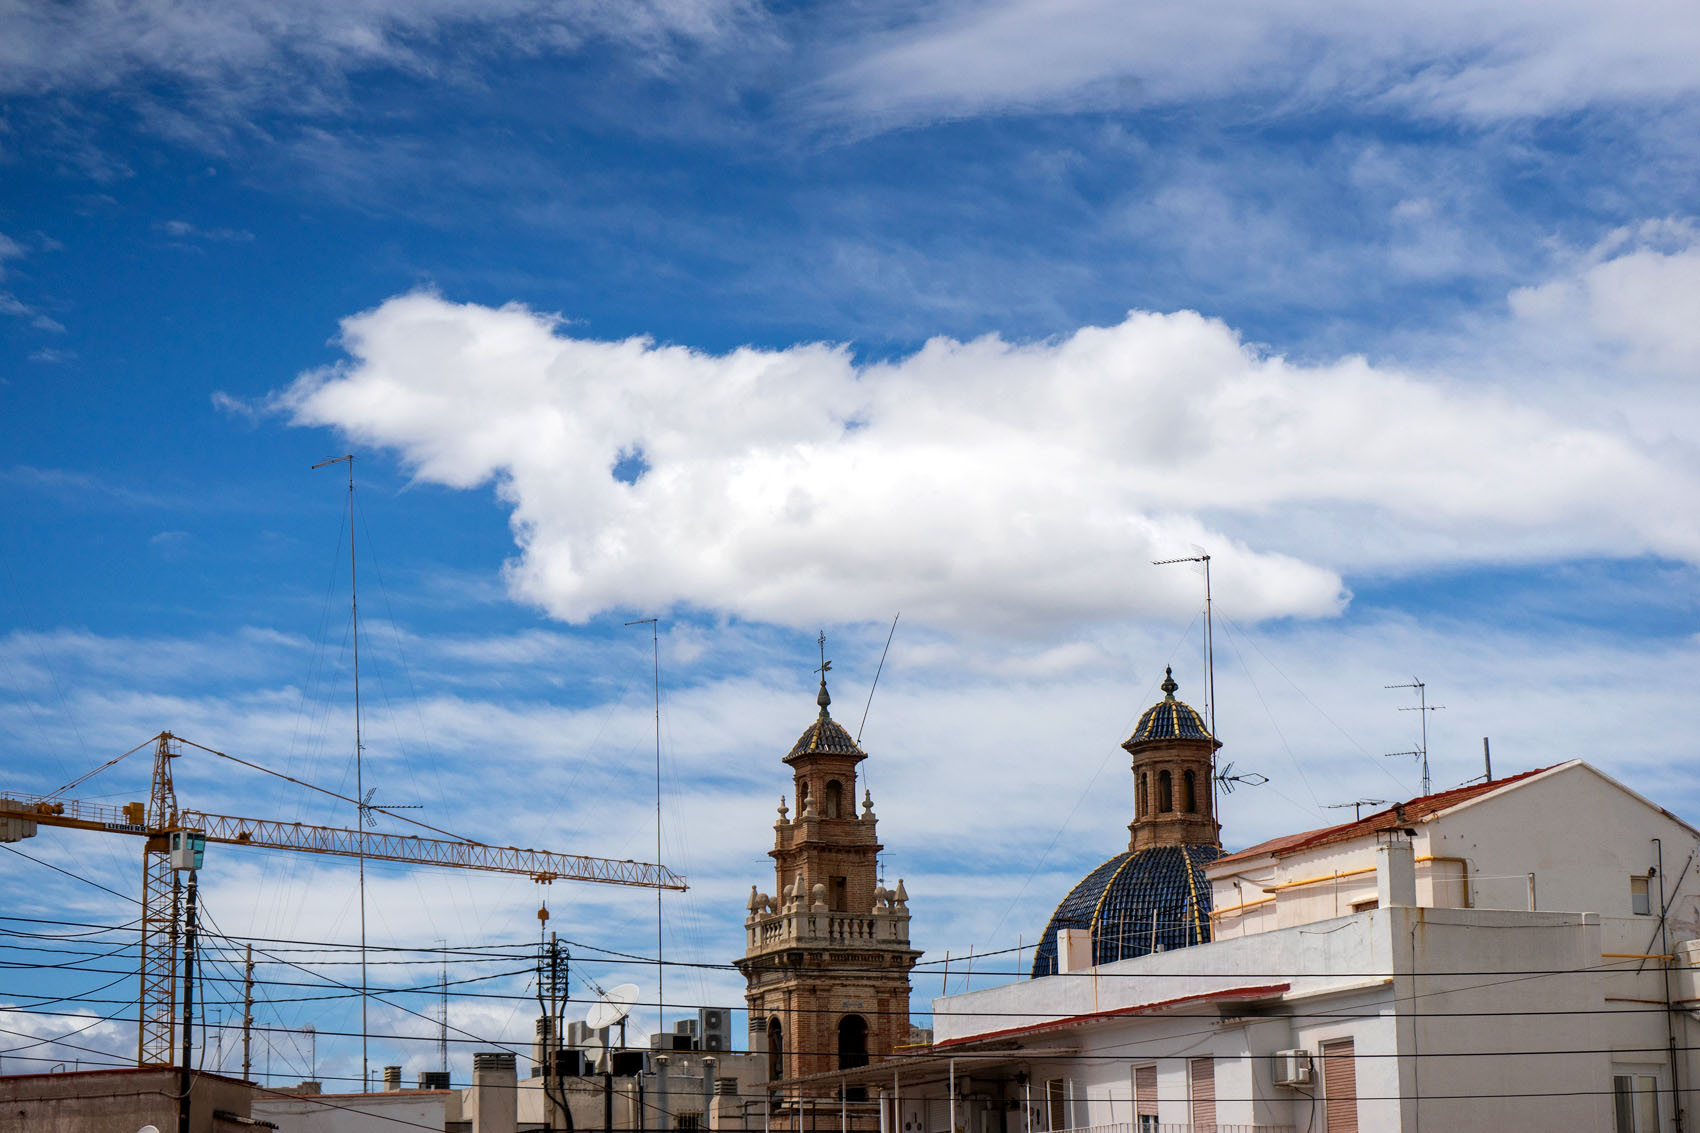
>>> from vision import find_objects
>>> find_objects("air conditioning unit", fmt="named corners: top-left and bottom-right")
top-left (1272, 1049), bottom-right (1314, 1087)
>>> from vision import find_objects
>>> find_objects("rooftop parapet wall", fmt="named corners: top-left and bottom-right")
top-left (930, 905), bottom-right (1598, 1045)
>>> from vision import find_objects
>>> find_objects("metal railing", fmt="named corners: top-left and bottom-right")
top-left (1052, 1124), bottom-right (1293, 1133)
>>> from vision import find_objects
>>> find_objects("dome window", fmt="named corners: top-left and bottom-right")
top-left (1158, 770), bottom-right (1173, 812)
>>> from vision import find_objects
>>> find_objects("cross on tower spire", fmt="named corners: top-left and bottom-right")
top-left (815, 630), bottom-right (832, 719)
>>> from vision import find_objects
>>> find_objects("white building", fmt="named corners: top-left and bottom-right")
top-left (842, 759), bottom-right (1699, 1133)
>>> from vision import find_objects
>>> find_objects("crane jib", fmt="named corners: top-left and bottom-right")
top-left (0, 793), bottom-right (685, 891)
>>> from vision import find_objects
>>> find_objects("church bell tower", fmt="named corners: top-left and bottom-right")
top-left (736, 644), bottom-right (920, 1086)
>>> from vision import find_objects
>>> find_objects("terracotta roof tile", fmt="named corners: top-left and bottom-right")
top-left (1214, 764), bottom-right (1555, 866)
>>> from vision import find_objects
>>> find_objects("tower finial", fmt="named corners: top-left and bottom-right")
top-left (816, 630), bottom-right (832, 719)
top-left (1161, 666), bottom-right (1178, 699)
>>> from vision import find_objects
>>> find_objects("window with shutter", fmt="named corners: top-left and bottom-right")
top-left (1045, 1078), bottom-right (1067, 1132)
top-left (1133, 1064), bottom-right (1158, 1131)
top-left (1322, 1039), bottom-right (1358, 1133)
top-left (1189, 1057), bottom-right (1216, 1130)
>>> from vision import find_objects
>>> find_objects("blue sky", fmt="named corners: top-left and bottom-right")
top-left (3, 0), bottom-right (1699, 1092)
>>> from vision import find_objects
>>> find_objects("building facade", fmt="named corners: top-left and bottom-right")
top-left (861, 759), bottom-right (1700, 1133)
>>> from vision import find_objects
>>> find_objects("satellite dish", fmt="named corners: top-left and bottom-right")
top-left (585, 983), bottom-right (640, 1031)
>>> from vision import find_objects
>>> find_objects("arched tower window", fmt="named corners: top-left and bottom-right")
top-left (1137, 773), bottom-right (1148, 818)
top-left (798, 781), bottom-right (810, 814)
top-left (1158, 770), bottom-right (1173, 812)
top-left (1183, 770), bottom-right (1197, 813)
top-left (767, 1017), bottom-right (784, 1081)
top-left (837, 1014), bottom-right (868, 1071)
top-left (825, 780), bottom-right (843, 819)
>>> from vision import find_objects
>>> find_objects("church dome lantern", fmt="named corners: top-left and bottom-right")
top-left (1029, 666), bottom-right (1225, 978)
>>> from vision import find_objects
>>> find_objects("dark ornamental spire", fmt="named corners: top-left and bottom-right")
top-left (1161, 665), bottom-right (1179, 699)
top-left (815, 629), bottom-right (832, 720)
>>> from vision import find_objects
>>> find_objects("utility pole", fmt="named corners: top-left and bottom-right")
top-left (174, 835), bottom-right (203, 1133)
top-left (242, 944), bottom-right (254, 1082)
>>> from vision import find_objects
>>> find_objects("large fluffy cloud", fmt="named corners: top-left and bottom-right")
top-left (274, 290), bottom-right (1697, 633)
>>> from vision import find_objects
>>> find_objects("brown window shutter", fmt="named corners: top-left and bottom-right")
top-left (1322, 1039), bottom-right (1358, 1133)
top-left (1045, 1078), bottom-right (1067, 1131)
top-left (1134, 1065), bottom-right (1157, 1117)
top-left (1189, 1057), bottom-right (1216, 1129)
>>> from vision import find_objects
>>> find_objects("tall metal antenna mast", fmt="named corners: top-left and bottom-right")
top-left (625, 617), bottom-right (663, 1038)
top-left (311, 453), bottom-right (370, 1091)
top-left (1384, 677), bottom-right (1444, 796)
top-left (1154, 552), bottom-right (1216, 806)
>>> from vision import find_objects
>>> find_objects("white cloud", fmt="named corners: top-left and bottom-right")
top-left (0, 292), bottom-right (65, 333)
top-left (0, 231), bottom-right (23, 278)
top-left (1510, 219), bottom-right (1700, 382)
top-left (158, 218), bottom-right (255, 242)
top-left (0, 0), bottom-right (755, 101)
top-left (277, 291), bottom-right (1698, 635)
top-left (809, 0), bottom-right (1700, 130)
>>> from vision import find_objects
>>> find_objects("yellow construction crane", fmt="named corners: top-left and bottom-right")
top-left (0, 730), bottom-right (685, 1068)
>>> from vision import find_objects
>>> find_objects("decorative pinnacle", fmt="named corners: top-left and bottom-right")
top-left (1161, 666), bottom-right (1179, 699)
top-left (815, 630), bottom-right (832, 719)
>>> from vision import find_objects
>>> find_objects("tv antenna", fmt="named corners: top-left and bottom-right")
top-left (1214, 761), bottom-right (1267, 794)
top-left (1384, 678), bottom-right (1444, 796)
top-left (359, 787), bottom-right (420, 827)
top-left (1152, 551), bottom-right (1214, 739)
top-left (1325, 798), bottom-right (1390, 822)
top-left (1155, 550), bottom-right (1218, 817)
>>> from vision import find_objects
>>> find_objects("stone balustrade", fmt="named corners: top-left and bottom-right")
top-left (745, 905), bottom-right (911, 954)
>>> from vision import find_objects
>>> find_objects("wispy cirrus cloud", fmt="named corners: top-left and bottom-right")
top-left (0, 0), bottom-right (760, 103)
top-left (807, 0), bottom-right (1700, 131)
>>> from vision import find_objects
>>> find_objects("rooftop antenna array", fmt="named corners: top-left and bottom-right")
top-left (1384, 677), bottom-right (1444, 796)
top-left (1155, 551), bottom-right (1233, 816)
top-left (1214, 762), bottom-right (1268, 794)
top-left (1325, 798), bottom-right (1391, 822)
top-left (1152, 551), bottom-right (1214, 740)
top-left (624, 617), bottom-right (665, 1039)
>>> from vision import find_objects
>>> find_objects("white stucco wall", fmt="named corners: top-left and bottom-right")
top-left (251, 1089), bottom-right (451, 1131)
top-left (929, 902), bottom-right (1692, 1132)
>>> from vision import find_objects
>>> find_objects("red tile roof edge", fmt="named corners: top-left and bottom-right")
top-left (932, 983), bottom-right (1291, 1049)
top-left (1214, 765), bottom-right (1557, 867)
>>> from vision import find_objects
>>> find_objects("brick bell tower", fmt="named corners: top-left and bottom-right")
top-left (736, 643), bottom-right (920, 1088)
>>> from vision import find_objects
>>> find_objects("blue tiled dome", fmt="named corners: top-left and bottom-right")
top-left (1028, 843), bottom-right (1221, 977)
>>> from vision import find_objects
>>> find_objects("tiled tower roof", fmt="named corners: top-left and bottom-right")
top-left (786, 716), bottom-right (863, 759)
top-left (1125, 666), bottom-right (1216, 746)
